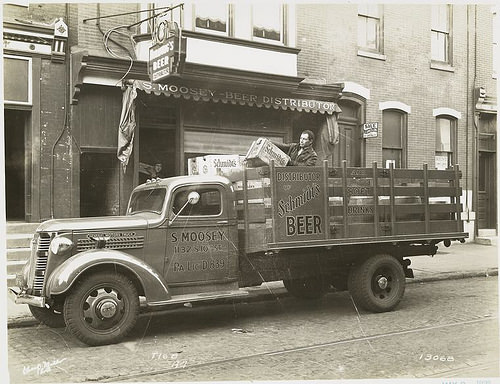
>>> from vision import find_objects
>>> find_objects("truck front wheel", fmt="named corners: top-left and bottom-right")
top-left (283, 277), bottom-right (330, 299)
top-left (63, 271), bottom-right (139, 346)
top-left (348, 254), bottom-right (405, 312)
top-left (29, 304), bottom-right (66, 328)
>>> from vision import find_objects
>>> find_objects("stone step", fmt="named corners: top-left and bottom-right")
top-left (7, 248), bottom-right (31, 262)
top-left (7, 273), bottom-right (18, 287)
top-left (478, 229), bottom-right (497, 237)
top-left (6, 222), bottom-right (39, 235)
top-left (7, 260), bottom-right (27, 280)
top-left (475, 236), bottom-right (498, 246)
top-left (6, 233), bottom-right (34, 249)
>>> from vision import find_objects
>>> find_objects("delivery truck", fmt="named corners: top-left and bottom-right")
top-left (9, 160), bottom-right (467, 346)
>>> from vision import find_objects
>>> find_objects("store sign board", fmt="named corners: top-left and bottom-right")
top-left (149, 37), bottom-right (177, 82)
top-left (272, 167), bottom-right (327, 243)
top-left (363, 122), bottom-right (378, 138)
top-left (435, 155), bottom-right (448, 170)
top-left (134, 81), bottom-right (341, 115)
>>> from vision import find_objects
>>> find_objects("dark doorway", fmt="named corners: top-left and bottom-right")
top-left (80, 152), bottom-right (120, 217)
top-left (139, 128), bottom-right (176, 184)
top-left (478, 151), bottom-right (497, 229)
top-left (4, 109), bottom-right (27, 220)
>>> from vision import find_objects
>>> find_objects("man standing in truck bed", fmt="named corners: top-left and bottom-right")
top-left (274, 130), bottom-right (318, 166)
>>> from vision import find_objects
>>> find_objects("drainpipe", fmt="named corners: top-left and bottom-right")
top-left (472, 5), bottom-right (479, 239)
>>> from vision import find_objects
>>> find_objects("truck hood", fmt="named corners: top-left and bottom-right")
top-left (37, 215), bottom-right (149, 233)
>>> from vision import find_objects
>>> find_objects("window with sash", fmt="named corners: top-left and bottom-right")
top-left (194, 3), bottom-right (229, 35)
top-left (431, 4), bottom-right (452, 63)
top-left (358, 4), bottom-right (383, 53)
top-left (435, 116), bottom-right (457, 169)
top-left (382, 110), bottom-right (407, 168)
top-left (252, 4), bottom-right (283, 43)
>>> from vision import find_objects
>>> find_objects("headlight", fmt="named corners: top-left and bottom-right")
top-left (50, 236), bottom-right (74, 255)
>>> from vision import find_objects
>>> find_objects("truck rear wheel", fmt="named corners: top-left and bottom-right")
top-left (283, 277), bottom-right (330, 299)
top-left (63, 271), bottom-right (139, 346)
top-left (348, 254), bottom-right (405, 312)
top-left (29, 304), bottom-right (66, 328)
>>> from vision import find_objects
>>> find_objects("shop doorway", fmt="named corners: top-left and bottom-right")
top-left (138, 128), bottom-right (176, 184)
top-left (4, 109), bottom-right (27, 220)
top-left (478, 151), bottom-right (496, 229)
top-left (336, 100), bottom-right (362, 167)
top-left (80, 152), bottom-right (120, 217)
top-left (292, 101), bottom-right (362, 167)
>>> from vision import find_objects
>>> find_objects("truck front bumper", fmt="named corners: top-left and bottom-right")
top-left (8, 286), bottom-right (45, 308)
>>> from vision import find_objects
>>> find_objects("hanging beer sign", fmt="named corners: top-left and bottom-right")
top-left (148, 15), bottom-right (185, 82)
top-left (149, 36), bottom-right (177, 82)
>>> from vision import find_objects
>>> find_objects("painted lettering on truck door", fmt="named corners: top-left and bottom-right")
top-left (165, 186), bottom-right (235, 284)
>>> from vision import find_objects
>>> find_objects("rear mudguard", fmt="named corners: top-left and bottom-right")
top-left (45, 249), bottom-right (171, 303)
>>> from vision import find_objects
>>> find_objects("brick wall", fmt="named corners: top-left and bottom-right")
top-left (68, 3), bottom-right (139, 57)
top-left (296, 4), bottom-right (495, 187)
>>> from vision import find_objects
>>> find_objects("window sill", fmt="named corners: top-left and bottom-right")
top-left (430, 61), bottom-right (455, 72)
top-left (357, 50), bottom-right (386, 61)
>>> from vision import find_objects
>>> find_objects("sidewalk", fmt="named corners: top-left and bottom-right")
top-left (5, 241), bottom-right (498, 328)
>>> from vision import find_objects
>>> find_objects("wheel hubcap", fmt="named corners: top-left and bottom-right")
top-left (83, 287), bottom-right (125, 330)
top-left (372, 267), bottom-right (395, 300)
top-left (377, 276), bottom-right (388, 290)
top-left (97, 299), bottom-right (118, 318)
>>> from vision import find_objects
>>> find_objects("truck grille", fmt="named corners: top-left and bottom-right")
top-left (32, 233), bottom-right (51, 295)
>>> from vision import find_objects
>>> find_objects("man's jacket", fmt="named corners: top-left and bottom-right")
top-left (275, 143), bottom-right (318, 166)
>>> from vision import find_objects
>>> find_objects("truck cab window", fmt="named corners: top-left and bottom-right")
top-left (172, 188), bottom-right (221, 216)
top-left (128, 188), bottom-right (166, 214)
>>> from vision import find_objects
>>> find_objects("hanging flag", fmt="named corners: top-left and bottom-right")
top-left (315, 105), bottom-right (342, 162)
top-left (117, 84), bottom-right (138, 172)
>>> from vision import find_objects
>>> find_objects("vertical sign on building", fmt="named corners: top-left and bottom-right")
top-left (273, 167), bottom-right (326, 243)
top-left (148, 15), bottom-right (185, 83)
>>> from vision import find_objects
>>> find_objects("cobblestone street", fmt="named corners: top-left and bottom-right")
top-left (7, 276), bottom-right (499, 383)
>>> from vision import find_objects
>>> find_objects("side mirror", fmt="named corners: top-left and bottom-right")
top-left (188, 191), bottom-right (200, 205)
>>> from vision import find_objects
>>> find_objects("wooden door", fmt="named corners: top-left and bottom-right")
top-left (478, 152), bottom-right (496, 229)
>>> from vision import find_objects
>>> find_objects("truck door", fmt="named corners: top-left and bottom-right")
top-left (165, 184), bottom-right (238, 291)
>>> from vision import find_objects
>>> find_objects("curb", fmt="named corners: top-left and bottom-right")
top-left (7, 269), bottom-right (498, 329)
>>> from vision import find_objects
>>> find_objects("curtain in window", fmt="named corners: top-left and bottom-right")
top-left (195, 3), bottom-right (227, 32)
top-left (253, 5), bottom-right (281, 41)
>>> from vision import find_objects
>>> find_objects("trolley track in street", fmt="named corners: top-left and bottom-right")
top-left (100, 316), bottom-right (498, 382)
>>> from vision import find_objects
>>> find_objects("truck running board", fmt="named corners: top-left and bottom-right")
top-left (147, 290), bottom-right (250, 307)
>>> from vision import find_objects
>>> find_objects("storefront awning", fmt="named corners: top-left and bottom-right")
top-left (133, 79), bottom-right (342, 115)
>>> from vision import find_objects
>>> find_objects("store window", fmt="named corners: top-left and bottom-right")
top-left (382, 110), bottom-right (407, 168)
top-left (194, 3), bottom-right (229, 35)
top-left (358, 4), bottom-right (383, 53)
top-left (431, 4), bottom-right (452, 63)
top-left (252, 4), bottom-right (282, 43)
top-left (435, 116), bottom-right (457, 169)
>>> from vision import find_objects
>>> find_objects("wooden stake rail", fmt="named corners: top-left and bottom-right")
top-left (234, 162), bottom-right (466, 254)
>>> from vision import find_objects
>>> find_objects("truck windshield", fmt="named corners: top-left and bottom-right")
top-left (127, 188), bottom-right (166, 215)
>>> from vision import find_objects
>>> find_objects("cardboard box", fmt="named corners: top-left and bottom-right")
top-left (188, 155), bottom-right (245, 180)
top-left (244, 138), bottom-right (290, 168)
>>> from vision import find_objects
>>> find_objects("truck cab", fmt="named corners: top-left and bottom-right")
top-left (10, 175), bottom-right (244, 346)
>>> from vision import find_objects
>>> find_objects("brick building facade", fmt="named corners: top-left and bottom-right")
top-left (2, 3), bottom-right (497, 239)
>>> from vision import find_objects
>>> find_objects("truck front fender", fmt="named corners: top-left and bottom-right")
top-left (45, 249), bottom-right (171, 303)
